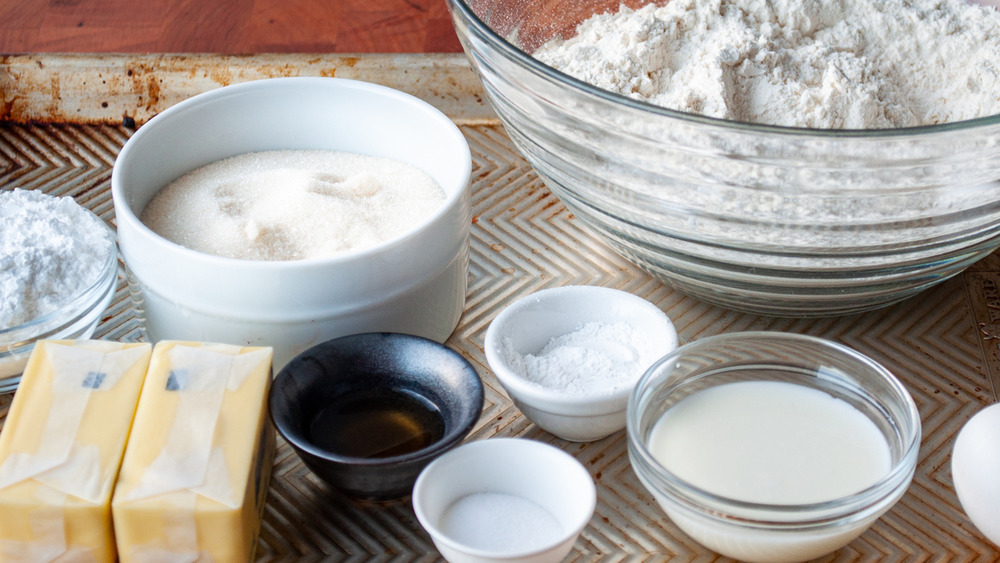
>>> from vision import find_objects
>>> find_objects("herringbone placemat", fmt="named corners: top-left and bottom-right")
top-left (1, 54), bottom-right (997, 561)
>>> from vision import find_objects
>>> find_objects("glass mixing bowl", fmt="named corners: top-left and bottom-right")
top-left (446, 0), bottom-right (1000, 316)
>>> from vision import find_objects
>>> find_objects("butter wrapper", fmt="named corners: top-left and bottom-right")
top-left (0, 340), bottom-right (153, 563)
top-left (111, 341), bottom-right (274, 563)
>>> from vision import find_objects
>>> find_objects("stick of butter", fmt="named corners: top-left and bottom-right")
top-left (0, 339), bottom-right (153, 562)
top-left (111, 341), bottom-right (274, 563)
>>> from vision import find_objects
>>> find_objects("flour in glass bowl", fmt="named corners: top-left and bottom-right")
top-left (533, 0), bottom-right (1000, 128)
top-left (142, 150), bottom-right (446, 261)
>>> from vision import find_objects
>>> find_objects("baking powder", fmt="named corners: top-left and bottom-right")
top-left (501, 321), bottom-right (648, 394)
top-left (0, 189), bottom-right (111, 329)
top-left (534, 0), bottom-right (1000, 128)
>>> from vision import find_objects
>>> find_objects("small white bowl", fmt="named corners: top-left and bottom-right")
top-left (484, 285), bottom-right (678, 441)
top-left (112, 77), bottom-right (471, 370)
top-left (412, 438), bottom-right (596, 563)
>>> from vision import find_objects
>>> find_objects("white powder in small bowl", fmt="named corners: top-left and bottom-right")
top-left (439, 492), bottom-right (563, 553)
top-left (141, 150), bottom-right (447, 261)
top-left (501, 321), bottom-right (650, 395)
top-left (0, 189), bottom-right (112, 330)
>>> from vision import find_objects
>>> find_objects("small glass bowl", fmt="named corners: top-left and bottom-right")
top-left (626, 332), bottom-right (921, 563)
top-left (0, 210), bottom-right (118, 393)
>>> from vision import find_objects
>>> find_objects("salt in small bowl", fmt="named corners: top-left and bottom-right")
top-left (412, 438), bottom-right (596, 563)
top-left (484, 285), bottom-right (678, 441)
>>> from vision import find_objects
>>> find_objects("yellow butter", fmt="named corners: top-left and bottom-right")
top-left (0, 339), bottom-right (153, 563)
top-left (111, 341), bottom-right (274, 563)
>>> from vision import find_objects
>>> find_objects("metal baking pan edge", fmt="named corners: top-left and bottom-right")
top-left (0, 52), bottom-right (497, 127)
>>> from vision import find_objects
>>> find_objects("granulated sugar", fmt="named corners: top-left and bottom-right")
top-left (141, 150), bottom-right (446, 261)
top-left (0, 189), bottom-right (111, 329)
top-left (534, 0), bottom-right (1000, 128)
top-left (439, 492), bottom-right (563, 552)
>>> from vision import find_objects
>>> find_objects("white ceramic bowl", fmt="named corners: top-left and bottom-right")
top-left (484, 285), bottom-right (678, 441)
top-left (112, 77), bottom-right (472, 370)
top-left (412, 438), bottom-right (596, 563)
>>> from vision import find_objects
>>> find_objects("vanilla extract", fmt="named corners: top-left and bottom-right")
top-left (308, 388), bottom-right (445, 459)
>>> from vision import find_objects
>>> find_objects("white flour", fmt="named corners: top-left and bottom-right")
top-left (501, 321), bottom-right (648, 395)
top-left (142, 150), bottom-right (446, 261)
top-left (534, 0), bottom-right (1000, 128)
top-left (0, 189), bottom-right (111, 329)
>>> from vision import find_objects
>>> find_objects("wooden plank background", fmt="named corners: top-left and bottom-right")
top-left (0, 0), bottom-right (463, 53)
top-left (4, 0), bottom-right (999, 55)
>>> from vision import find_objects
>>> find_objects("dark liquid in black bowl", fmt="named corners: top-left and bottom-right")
top-left (308, 388), bottom-right (446, 458)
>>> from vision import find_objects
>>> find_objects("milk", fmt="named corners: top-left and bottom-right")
top-left (645, 380), bottom-right (893, 563)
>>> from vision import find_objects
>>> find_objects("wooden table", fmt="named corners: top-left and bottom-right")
top-left (0, 0), bottom-right (462, 54)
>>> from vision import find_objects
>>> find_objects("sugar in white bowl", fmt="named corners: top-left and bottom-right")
top-left (141, 150), bottom-right (446, 261)
top-left (438, 492), bottom-right (564, 552)
top-left (412, 438), bottom-right (596, 563)
top-left (112, 77), bottom-right (471, 370)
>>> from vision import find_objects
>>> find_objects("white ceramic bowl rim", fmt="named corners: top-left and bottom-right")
top-left (0, 211), bottom-right (117, 343)
top-left (626, 331), bottom-right (922, 525)
top-left (412, 438), bottom-right (596, 558)
top-left (485, 285), bottom-right (678, 412)
top-left (111, 76), bottom-right (471, 272)
top-left (448, 0), bottom-right (1000, 135)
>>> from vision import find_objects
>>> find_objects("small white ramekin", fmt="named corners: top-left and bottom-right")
top-left (412, 438), bottom-right (595, 563)
top-left (484, 285), bottom-right (678, 441)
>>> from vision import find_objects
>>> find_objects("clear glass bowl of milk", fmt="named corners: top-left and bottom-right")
top-left (626, 331), bottom-right (921, 563)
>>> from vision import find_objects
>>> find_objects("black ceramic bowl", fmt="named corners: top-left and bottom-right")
top-left (269, 332), bottom-right (484, 501)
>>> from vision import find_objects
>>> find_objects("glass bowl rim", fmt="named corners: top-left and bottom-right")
top-left (447, 0), bottom-right (1000, 137)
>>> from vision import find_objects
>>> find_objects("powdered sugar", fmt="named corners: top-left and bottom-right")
top-left (0, 189), bottom-right (112, 329)
top-left (533, 0), bottom-right (1000, 128)
top-left (500, 321), bottom-right (649, 395)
